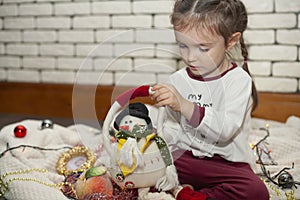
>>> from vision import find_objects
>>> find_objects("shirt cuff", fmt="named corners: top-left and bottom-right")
top-left (187, 104), bottom-right (205, 127)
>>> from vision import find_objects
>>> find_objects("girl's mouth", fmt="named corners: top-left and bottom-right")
top-left (189, 65), bottom-right (200, 71)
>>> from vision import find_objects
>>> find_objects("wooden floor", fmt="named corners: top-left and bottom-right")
top-left (0, 82), bottom-right (299, 127)
top-left (0, 113), bottom-right (75, 129)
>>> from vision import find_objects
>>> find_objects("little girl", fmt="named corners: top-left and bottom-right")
top-left (151, 0), bottom-right (269, 199)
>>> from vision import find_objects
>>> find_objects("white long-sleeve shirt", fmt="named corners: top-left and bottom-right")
top-left (163, 64), bottom-right (256, 166)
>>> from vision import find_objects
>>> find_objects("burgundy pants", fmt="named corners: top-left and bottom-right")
top-left (173, 150), bottom-right (269, 200)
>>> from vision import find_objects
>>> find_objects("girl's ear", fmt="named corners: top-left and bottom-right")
top-left (227, 32), bottom-right (241, 50)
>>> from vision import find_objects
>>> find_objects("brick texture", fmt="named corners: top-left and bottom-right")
top-left (92, 1), bottom-right (131, 14)
top-left (132, 1), bottom-right (173, 14)
top-left (36, 17), bottom-right (71, 29)
top-left (19, 3), bottom-right (52, 16)
top-left (249, 45), bottom-right (297, 61)
top-left (275, 0), bottom-right (300, 12)
top-left (242, 0), bottom-right (273, 13)
top-left (255, 77), bottom-right (298, 92)
top-left (0, 0), bottom-right (299, 92)
top-left (0, 5), bottom-right (18, 16)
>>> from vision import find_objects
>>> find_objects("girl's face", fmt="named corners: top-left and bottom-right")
top-left (175, 28), bottom-right (230, 77)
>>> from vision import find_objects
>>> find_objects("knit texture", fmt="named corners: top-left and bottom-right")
top-left (0, 120), bottom-right (101, 200)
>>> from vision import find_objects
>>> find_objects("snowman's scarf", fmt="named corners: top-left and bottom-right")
top-left (115, 125), bottom-right (172, 177)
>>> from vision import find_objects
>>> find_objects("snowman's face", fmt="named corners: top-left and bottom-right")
top-left (118, 115), bottom-right (147, 132)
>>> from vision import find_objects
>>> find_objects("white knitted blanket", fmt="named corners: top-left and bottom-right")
top-left (0, 120), bottom-right (82, 200)
top-left (0, 115), bottom-right (300, 200)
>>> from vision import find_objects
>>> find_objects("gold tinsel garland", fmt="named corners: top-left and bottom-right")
top-left (56, 146), bottom-right (96, 176)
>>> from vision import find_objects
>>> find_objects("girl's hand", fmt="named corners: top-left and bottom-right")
top-left (151, 83), bottom-right (194, 120)
top-left (151, 83), bottom-right (181, 112)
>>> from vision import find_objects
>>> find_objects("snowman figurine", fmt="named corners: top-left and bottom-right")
top-left (107, 102), bottom-right (178, 191)
top-left (113, 102), bottom-right (154, 170)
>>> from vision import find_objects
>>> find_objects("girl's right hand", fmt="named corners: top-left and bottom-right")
top-left (150, 83), bottom-right (194, 120)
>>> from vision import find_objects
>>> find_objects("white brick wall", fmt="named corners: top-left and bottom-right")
top-left (3, 0), bottom-right (35, 3)
top-left (4, 17), bottom-right (35, 29)
top-left (273, 62), bottom-right (300, 78)
top-left (255, 77), bottom-right (298, 92)
top-left (134, 58), bottom-right (177, 73)
top-left (0, 69), bottom-right (6, 81)
top-left (36, 17), bottom-right (71, 29)
top-left (73, 16), bottom-right (110, 29)
top-left (135, 29), bottom-right (175, 43)
top-left (76, 44), bottom-right (113, 57)
top-left (114, 44), bottom-right (155, 57)
top-left (96, 29), bottom-right (134, 43)
top-left (156, 44), bottom-right (180, 58)
top-left (154, 15), bottom-right (172, 28)
top-left (249, 45), bottom-right (297, 61)
top-left (0, 45), bottom-right (5, 54)
top-left (7, 69), bottom-right (40, 83)
top-left (132, 1), bottom-right (173, 14)
top-left (54, 2), bottom-right (90, 16)
top-left (0, 0), bottom-right (299, 92)
top-left (0, 5), bottom-right (18, 16)
top-left (244, 30), bottom-right (274, 44)
top-left (7, 44), bottom-right (39, 56)
top-left (23, 57), bottom-right (55, 69)
top-left (0, 31), bottom-right (21, 42)
top-left (94, 57), bottom-right (132, 72)
top-left (248, 14), bottom-right (297, 29)
top-left (41, 70), bottom-right (75, 84)
top-left (0, 56), bottom-right (21, 68)
top-left (58, 30), bottom-right (94, 43)
top-left (115, 72), bottom-right (156, 87)
top-left (112, 15), bottom-right (152, 28)
top-left (92, 1), bottom-right (131, 14)
top-left (106, 58), bottom-right (133, 71)
top-left (275, 0), bottom-right (300, 12)
top-left (19, 3), bottom-right (52, 16)
top-left (242, 0), bottom-right (273, 13)
top-left (75, 71), bottom-right (114, 85)
top-left (248, 62), bottom-right (271, 76)
top-left (23, 30), bottom-right (57, 42)
top-left (277, 30), bottom-right (300, 45)
top-left (57, 57), bottom-right (93, 71)
top-left (40, 44), bottom-right (74, 56)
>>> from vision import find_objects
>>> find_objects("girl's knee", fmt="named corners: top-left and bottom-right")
top-left (247, 177), bottom-right (269, 200)
top-left (230, 175), bottom-right (269, 200)
top-left (259, 181), bottom-right (270, 200)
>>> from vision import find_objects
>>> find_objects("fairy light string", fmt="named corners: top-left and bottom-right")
top-left (253, 124), bottom-right (299, 200)
top-left (0, 143), bottom-right (72, 159)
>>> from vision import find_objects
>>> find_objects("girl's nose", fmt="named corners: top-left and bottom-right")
top-left (187, 50), bottom-right (197, 63)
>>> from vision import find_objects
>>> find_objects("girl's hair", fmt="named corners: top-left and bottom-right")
top-left (171, 0), bottom-right (258, 111)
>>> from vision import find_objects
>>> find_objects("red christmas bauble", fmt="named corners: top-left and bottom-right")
top-left (14, 125), bottom-right (27, 138)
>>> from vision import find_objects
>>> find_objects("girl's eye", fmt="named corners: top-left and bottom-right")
top-left (199, 47), bottom-right (209, 52)
top-left (178, 43), bottom-right (187, 49)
